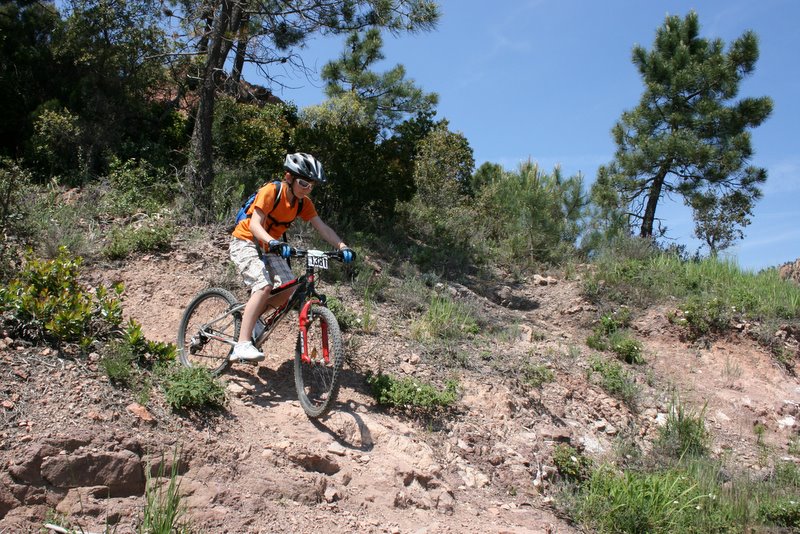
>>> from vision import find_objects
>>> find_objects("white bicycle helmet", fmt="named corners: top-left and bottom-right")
top-left (283, 152), bottom-right (327, 184)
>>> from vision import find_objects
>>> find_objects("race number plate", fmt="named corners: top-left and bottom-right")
top-left (307, 251), bottom-right (328, 270)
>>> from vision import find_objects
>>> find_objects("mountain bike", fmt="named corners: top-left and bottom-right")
top-left (176, 247), bottom-right (346, 418)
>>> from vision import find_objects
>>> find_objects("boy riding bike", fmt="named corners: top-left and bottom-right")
top-left (229, 152), bottom-right (355, 362)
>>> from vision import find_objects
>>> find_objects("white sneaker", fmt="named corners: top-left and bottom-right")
top-left (230, 341), bottom-right (264, 362)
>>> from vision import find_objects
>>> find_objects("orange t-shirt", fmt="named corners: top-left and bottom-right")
top-left (231, 182), bottom-right (317, 244)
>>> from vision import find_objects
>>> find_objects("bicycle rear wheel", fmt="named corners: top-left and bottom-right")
top-left (177, 288), bottom-right (240, 376)
top-left (294, 305), bottom-right (344, 418)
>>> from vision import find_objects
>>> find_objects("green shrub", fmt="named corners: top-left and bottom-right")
top-left (586, 309), bottom-right (642, 363)
top-left (0, 249), bottom-right (124, 348)
top-left (656, 397), bottom-right (709, 458)
top-left (121, 320), bottom-right (176, 365)
top-left (103, 222), bottom-right (175, 260)
top-left (670, 296), bottom-right (732, 340)
top-left (101, 320), bottom-right (176, 384)
top-left (586, 330), bottom-right (609, 351)
top-left (521, 361), bottom-right (554, 388)
top-left (588, 357), bottom-right (640, 408)
top-left (0, 159), bottom-right (32, 280)
top-left (758, 497), bottom-right (800, 528)
top-left (367, 373), bottom-right (458, 411)
top-left (163, 366), bottom-right (227, 411)
top-left (106, 158), bottom-right (178, 216)
top-left (325, 296), bottom-right (358, 332)
top-left (553, 443), bottom-right (592, 483)
top-left (29, 105), bottom-right (86, 182)
top-left (478, 161), bottom-right (586, 268)
top-left (608, 330), bottom-right (645, 364)
top-left (101, 340), bottom-right (138, 385)
top-left (599, 307), bottom-right (632, 334)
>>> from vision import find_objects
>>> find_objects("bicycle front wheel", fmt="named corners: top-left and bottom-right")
top-left (294, 305), bottom-right (344, 418)
top-left (177, 288), bottom-right (241, 376)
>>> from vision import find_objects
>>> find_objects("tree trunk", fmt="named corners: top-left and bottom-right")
top-left (639, 165), bottom-right (670, 238)
top-left (231, 13), bottom-right (249, 87)
top-left (187, 0), bottom-right (231, 222)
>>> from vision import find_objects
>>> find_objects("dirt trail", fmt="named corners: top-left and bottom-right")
top-left (1, 235), bottom-right (798, 533)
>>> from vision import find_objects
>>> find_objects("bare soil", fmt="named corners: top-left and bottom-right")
top-left (2, 232), bottom-right (798, 533)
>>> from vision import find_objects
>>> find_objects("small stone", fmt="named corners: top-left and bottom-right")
top-left (327, 442), bottom-right (347, 456)
top-left (324, 487), bottom-right (340, 503)
top-left (127, 403), bottom-right (155, 423)
top-left (227, 382), bottom-right (246, 396)
top-left (2, 400), bottom-right (13, 410)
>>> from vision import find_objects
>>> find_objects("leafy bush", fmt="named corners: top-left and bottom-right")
top-left (101, 340), bottom-right (138, 385)
top-left (106, 157), bottom-right (178, 215)
top-left (758, 498), bottom-right (800, 529)
top-left (29, 105), bottom-right (86, 182)
top-left (102, 319), bottom-right (176, 383)
top-left (0, 159), bottom-right (32, 280)
top-left (121, 320), bottom-right (176, 365)
top-left (0, 249), bottom-right (124, 348)
top-left (553, 443), bottom-right (592, 483)
top-left (478, 160), bottom-right (586, 268)
top-left (599, 307), bottom-right (632, 334)
top-left (367, 373), bottom-right (458, 411)
top-left (103, 221), bottom-right (175, 260)
top-left (325, 296), bottom-right (358, 332)
top-left (586, 309), bottom-right (643, 364)
top-left (586, 330), bottom-right (609, 351)
top-left (213, 96), bottom-right (293, 175)
top-left (669, 296), bottom-right (732, 340)
top-left (608, 330), bottom-right (644, 364)
top-left (588, 357), bottom-right (640, 408)
top-left (397, 121), bottom-right (482, 275)
top-left (163, 366), bottom-right (226, 411)
top-left (521, 361), bottom-right (554, 388)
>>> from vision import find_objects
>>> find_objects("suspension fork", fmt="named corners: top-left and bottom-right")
top-left (298, 299), bottom-right (329, 364)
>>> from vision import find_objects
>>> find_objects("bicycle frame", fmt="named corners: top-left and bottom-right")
top-left (250, 251), bottom-right (333, 364)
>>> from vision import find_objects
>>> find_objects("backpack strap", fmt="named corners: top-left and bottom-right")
top-left (264, 180), bottom-right (304, 237)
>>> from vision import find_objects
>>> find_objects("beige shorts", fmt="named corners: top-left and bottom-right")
top-left (229, 238), bottom-right (295, 293)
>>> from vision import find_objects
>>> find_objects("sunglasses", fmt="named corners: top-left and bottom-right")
top-left (295, 178), bottom-right (314, 189)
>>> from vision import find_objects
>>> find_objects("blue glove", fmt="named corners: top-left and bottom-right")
top-left (340, 247), bottom-right (356, 264)
top-left (269, 240), bottom-right (292, 259)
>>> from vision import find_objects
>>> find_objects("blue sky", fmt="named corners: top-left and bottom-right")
top-left (258, 0), bottom-right (799, 271)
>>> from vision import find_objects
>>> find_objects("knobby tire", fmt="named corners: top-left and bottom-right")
top-left (294, 305), bottom-right (344, 418)
top-left (177, 287), bottom-right (241, 376)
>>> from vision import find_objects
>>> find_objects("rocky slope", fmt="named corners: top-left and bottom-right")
top-left (1, 232), bottom-right (798, 533)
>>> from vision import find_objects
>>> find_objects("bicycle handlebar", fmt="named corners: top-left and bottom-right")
top-left (263, 246), bottom-right (347, 262)
top-left (291, 248), bottom-right (346, 261)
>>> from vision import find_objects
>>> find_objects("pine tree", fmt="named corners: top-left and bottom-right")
top-left (321, 28), bottom-right (438, 133)
top-left (596, 11), bottom-right (772, 244)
